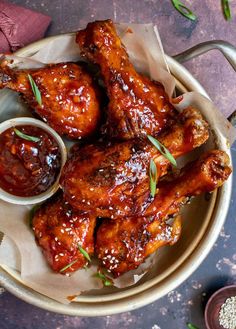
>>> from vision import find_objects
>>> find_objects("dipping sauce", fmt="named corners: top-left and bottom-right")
top-left (0, 125), bottom-right (61, 197)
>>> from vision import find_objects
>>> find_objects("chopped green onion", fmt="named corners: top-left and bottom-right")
top-left (147, 135), bottom-right (177, 167)
top-left (187, 323), bottom-right (199, 329)
top-left (59, 259), bottom-right (78, 273)
top-left (14, 128), bottom-right (40, 143)
top-left (78, 245), bottom-right (91, 262)
top-left (222, 0), bottom-right (231, 20)
top-left (171, 0), bottom-right (197, 21)
top-left (149, 159), bottom-right (158, 198)
top-left (28, 74), bottom-right (42, 106)
top-left (95, 272), bottom-right (113, 286)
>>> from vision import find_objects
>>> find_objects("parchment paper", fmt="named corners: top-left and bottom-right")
top-left (0, 23), bottom-right (235, 304)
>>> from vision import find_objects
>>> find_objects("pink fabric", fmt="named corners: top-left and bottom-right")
top-left (0, 1), bottom-right (51, 53)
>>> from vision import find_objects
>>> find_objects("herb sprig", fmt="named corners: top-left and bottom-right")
top-left (78, 245), bottom-right (91, 262)
top-left (147, 135), bottom-right (177, 167)
top-left (95, 272), bottom-right (113, 286)
top-left (28, 74), bottom-right (42, 106)
top-left (222, 0), bottom-right (231, 20)
top-left (171, 0), bottom-right (197, 21)
top-left (171, 0), bottom-right (232, 21)
top-left (59, 259), bottom-right (78, 273)
top-left (149, 159), bottom-right (158, 198)
top-left (14, 128), bottom-right (40, 143)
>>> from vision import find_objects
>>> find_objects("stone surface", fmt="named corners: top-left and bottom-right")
top-left (1, 1), bottom-right (236, 328)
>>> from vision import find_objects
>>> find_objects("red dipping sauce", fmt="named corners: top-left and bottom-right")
top-left (0, 125), bottom-right (61, 197)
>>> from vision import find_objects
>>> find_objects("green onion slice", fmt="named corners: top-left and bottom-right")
top-left (28, 74), bottom-right (42, 106)
top-left (14, 128), bottom-right (40, 143)
top-left (147, 135), bottom-right (177, 167)
top-left (149, 159), bottom-right (158, 198)
top-left (95, 272), bottom-right (113, 286)
top-left (59, 259), bottom-right (78, 273)
top-left (78, 245), bottom-right (91, 262)
top-left (222, 0), bottom-right (231, 20)
top-left (171, 0), bottom-right (197, 21)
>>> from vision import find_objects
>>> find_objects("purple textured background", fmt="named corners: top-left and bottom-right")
top-left (1, 1), bottom-right (236, 329)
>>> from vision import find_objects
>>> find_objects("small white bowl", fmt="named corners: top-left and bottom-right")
top-left (0, 117), bottom-right (67, 205)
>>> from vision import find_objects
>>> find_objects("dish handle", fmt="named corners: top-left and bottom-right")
top-left (173, 40), bottom-right (236, 127)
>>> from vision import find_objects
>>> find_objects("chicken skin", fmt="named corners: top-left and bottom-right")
top-left (0, 61), bottom-right (101, 139)
top-left (96, 150), bottom-right (231, 276)
top-left (61, 107), bottom-right (209, 218)
top-left (96, 215), bottom-right (182, 277)
top-left (143, 149), bottom-right (231, 217)
top-left (32, 192), bottom-right (96, 274)
top-left (76, 19), bottom-right (176, 140)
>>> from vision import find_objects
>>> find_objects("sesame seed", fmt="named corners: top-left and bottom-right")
top-left (219, 296), bottom-right (236, 329)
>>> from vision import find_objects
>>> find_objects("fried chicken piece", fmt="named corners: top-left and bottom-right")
top-left (143, 149), bottom-right (231, 217)
top-left (32, 192), bottom-right (96, 274)
top-left (96, 215), bottom-right (182, 276)
top-left (76, 19), bottom-right (176, 140)
top-left (96, 150), bottom-right (231, 276)
top-left (61, 107), bottom-right (209, 218)
top-left (0, 61), bottom-right (101, 139)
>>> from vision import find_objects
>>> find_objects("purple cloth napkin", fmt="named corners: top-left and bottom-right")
top-left (0, 1), bottom-right (51, 53)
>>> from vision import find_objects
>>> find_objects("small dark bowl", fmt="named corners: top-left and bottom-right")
top-left (205, 285), bottom-right (236, 329)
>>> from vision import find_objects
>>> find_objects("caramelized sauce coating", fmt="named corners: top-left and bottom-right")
top-left (96, 150), bottom-right (231, 276)
top-left (0, 125), bottom-right (61, 197)
top-left (96, 215), bottom-right (181, 277)
top-left (1, 19), bottom-right (231, 278)
top-left (32, 193), bottom-right (96, 274)
top-left (61, 107), bottom-right (209, 218)
top-left (144, 150), bottom-right (232, 218)
top-left (76, 19), bottom-right (176, 140)
top-left (0, 62), bottom-right (101, 139)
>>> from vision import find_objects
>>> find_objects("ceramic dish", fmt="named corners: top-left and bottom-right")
top-left (205, 285), bottom-right (236, 329)
top-left (0, 117), bottom-right (67, 205)
top-left (0, 35), bottom-right (235, 316)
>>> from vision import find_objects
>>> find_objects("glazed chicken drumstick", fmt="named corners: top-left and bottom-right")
top-left (0, 61), bottom-right (101, 139)
top-left (76, 19), bottom-right (176, 140)
top-left (61, 107), bottom-right (209, 218)
top-left (96, 150), bottom-right (232, 276)
top-left (32, 192), bottom-right (96, 274)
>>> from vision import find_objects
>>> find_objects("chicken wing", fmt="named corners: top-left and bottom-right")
top-left (0, 61), bottom-right (101, 139)
top-left (32, 192), bottom-right (96, 274)
top-left (76, 19), bottom-right (176, 140)
top-left (61, 107), bottom-right (209, 218)
top-left (96, 150), bottom-right (231, 276)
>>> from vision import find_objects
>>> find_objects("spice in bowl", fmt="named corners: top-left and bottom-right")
top-left (205, 285), bottom-right (236, 329)
top-left (218, 296), bottom-right (236, 329)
